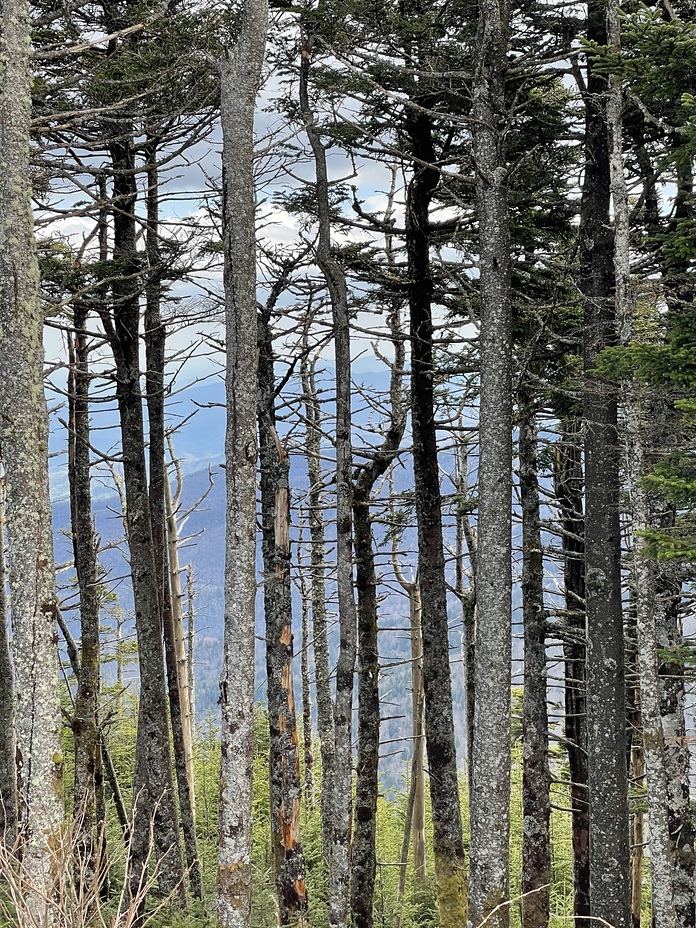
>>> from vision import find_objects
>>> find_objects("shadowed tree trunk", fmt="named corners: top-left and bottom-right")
top-left (468, 0), bottom-right (513, 920)
top-left (579, 2), bottom-right (630, 921)
top-left (519, 397), bottom-right (551, 928)
top-left (404, 95), bottom-right (467, 928)
top-left (67, 305), bottom-right (102, 900)
top-left (553, 424), bottom-right (590, 925)
top-left (0, 0), bottom-right (64, 915)
top-left (217, 4), bottom-right (268, 926)
top-left (258, 293), bottom-right (308, 924)
top-left (99, 131), bottom-right (184, 904)
top-left (298, 535), bottom-right (314, 807)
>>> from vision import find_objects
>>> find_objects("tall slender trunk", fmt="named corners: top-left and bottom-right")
top-left (554, 425), bottom-right (590, 925)
top-left (144, 145), bottom-right (201, 903)
top-left (165, 474), bottom-right (199, 835)
top-left (68, 306), bottom-right (102, 898)
top-left (299, 33), bottom-right (357, 928)
top-left (0, 0), bottom-right (64, 914)
top-left (0, 473), bottom-right (17, 849)
top-left (258, 306), bottom-right (308, 924)
top-left (404, 93), bottom-right (467, 927)
top-left (350, 321), bottom-right (406, 928)
top-left (186, 565), bottom-right (196, 747)
top-left (630, 737), bottom-right (645, 928)
top-left (657, 562), bottom-right (696, 928)
top-left (298, 539), bottom-right (314, 806)
top-left (300, 352), bottom-right (334, 869)
top-left (606, 5), bottom-right (677, 914)
top-left (468, 0), bottom-right (513, 920)
top-left (217, 5), bottom-right (268, 926)
top-left (519, 399), bottom-right (551, 928)
top-left (101, 133), bottom-right (184, 903)
top-left (580, 3), bottom-right (630, 922)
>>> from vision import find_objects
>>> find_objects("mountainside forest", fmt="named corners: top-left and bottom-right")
top-left (1, 0), bottom-right (696, 927)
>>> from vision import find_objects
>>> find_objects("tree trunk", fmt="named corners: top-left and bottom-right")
top-left (186, 565), bottom-right (197, 747)
top-left (0, 473), bottom-right (17, 849)
top-left (299, 32), bottom-right (358, 928)
top-left (0, 0), bottom-right (64, 914)
top-left (258, 305), bottom-right (308, 924)
top-left (554, 425), bottom-right (590, 925)
top-left (68, 306), bottom-right (102, 899)
top-left (468, 0), bottom-right (513, 921)
top-left (350, 319), bottom-right (406, 928)
top-left (630, 742), bottom-right (644, 928)
top-left (300, 352), bottom-right (335, 869)
top-left (298, 540), bottom-right (314, 806)
top-left (405, 99), bottom-right (467, 928)
top-left (580, 2), bottom-right (630, 922)
top-left (656, 562), bottom-right (696, 928)
top-left (144, 147), bottom-right (202, 903)
top-left (101, 132), bottom-right (184, 904)
top-left (217, 4), bottom-right (268, 926)
top-left (519, 399), bottom-right (551, 928)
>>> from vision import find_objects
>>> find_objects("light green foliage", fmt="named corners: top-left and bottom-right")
top-left (49, 693), bottom-right (657, 927)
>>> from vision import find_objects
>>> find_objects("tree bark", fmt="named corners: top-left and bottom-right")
top-left (144, 146), bottom-right (201, 903)
top-left (258, 304), bottom-right (308, 924)
top-left (519, 399), bottom-right (551, 928)
top-left (67, 306), bottom-right (102, 899)
top-left (217, 4), bottom-right (268, 926)
top-left (300, 351), bottom-right (335, 870)
top-left (579, 3), bottom-right (630, 922)
top-left (404, 98), bottom-right (467, 928)
top-left (0, 473), bottom-right (17, 850)
top-left (0, 0), bottom-right (64, 915)
top-left (554, 425), bottom-right (590, 925)
top-left (100, 131), bottom-right (184, 904)
top-left (350, 317), bottom-right (406, 928)
top-left (298, 540), bottom-right (314, 807)
top-left (299, 31), bottom-right (358, 928)
top-left (468, 0), bottom-right (513, 921)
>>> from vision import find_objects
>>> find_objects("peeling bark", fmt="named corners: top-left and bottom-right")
top-left (258, 301), bottom-right (308, 924)
top-left (217, 5), bottom-right (268, 927)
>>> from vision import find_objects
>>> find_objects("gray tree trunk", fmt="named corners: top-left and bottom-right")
top-left (0, 473), bottom-right (17, 850)
top-left (217, 4), bottom-right (268, 926)
top-left (300, 351), bottom-right (335, 871)
top-left (299, 30), bottom-right (358, 928)
top-left (468, 0), bottom-right (513, 922)
top-left (0, 0), bottom-right (64, 914)
top-left (519, 398), bottom-right (551, 928)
